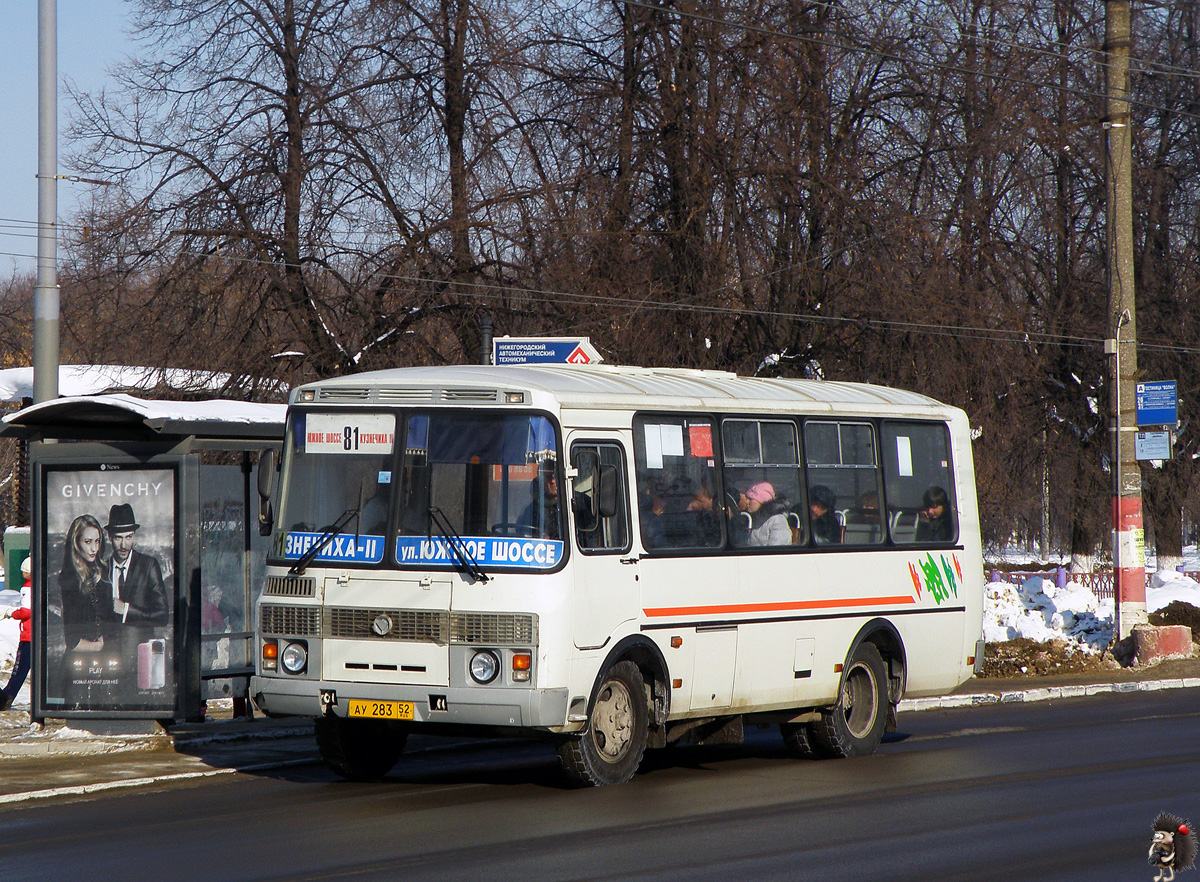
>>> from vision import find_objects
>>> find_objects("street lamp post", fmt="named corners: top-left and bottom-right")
top-left (33, 0), bottom-right (59, 404)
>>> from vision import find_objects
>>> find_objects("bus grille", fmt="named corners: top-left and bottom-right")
top-left (377, 388), bottom-right (436, 402)
top-left (441, 389), bottom-right (501, 402)
top-left (450, 612), bottom-right (537, 645)
top-left (262, 576), bottom-right (316, 598)
top-left (260, 604), bottom-right (322, 636)
top-left (326, 608), bottom-right (449, 644)
top-left (260, 606), bottom-right (537, 646)
top-left (316, 387), bottom-right (371, 400)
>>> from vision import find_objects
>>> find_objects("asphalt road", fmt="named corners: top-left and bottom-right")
top-left (1, 689), bottom-right (1197, 882)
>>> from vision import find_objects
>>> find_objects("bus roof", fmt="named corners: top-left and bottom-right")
top-left (294, 365), bottom-right (959, 418)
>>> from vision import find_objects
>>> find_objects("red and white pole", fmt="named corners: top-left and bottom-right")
top-left (1113, 496), bottom-right (1145, 639)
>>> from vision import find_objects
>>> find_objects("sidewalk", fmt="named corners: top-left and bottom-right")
top-left (0, 657), bottom-right (1197, 806)
top-left (899, 655), bottom-right (1200, 711)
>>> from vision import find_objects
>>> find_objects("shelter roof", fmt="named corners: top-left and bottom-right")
top-left (0, 394), bottom-right (286, 443)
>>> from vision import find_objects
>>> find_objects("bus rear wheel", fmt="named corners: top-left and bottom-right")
top-left (779, 721), bottom-right (818, 758)
top-left (557, 660), bottom-right (648, 786)
top-left (811, 642), bottom-right (888, 759)
top-left (315, 715), bottom-right (407, 781)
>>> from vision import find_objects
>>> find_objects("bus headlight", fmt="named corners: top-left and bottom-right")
top-left (469, 650), bottom-right (500, 684)
top-left (281, 641), bottom-right (308, 675)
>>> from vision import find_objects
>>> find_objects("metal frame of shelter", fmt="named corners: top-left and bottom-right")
top-left (1, 395), bottom-right (285, 723)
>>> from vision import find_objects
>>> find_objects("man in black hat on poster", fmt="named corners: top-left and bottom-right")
top-left (105, 503), bottom-right (169, 633)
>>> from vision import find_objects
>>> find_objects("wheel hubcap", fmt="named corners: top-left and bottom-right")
top-left (841, 661), bottom-right (879, 739)
top-left (591, 679), bottom-right (634, 761)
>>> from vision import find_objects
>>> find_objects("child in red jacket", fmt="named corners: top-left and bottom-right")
top-left (1, 556), bottom-right (32, 711)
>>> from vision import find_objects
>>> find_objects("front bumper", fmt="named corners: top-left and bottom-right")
top-left (251, 675), bottom-right (570, 729)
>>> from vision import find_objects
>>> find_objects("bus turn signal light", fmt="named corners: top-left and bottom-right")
top-left (262, 640), bottom-right (279, 671)
top-left (512, 652), bottom-right (532, 682)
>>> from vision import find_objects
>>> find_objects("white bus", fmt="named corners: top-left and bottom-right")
top-left (251, 364), bottom-right (984, 786)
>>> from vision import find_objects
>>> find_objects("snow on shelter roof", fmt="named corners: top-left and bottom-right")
top-left (0, 365), bottom-right (236, 402)
top-left (0, 394), bottom-right (286, 442)
top-left (299, 364), bottom-right (955, 416)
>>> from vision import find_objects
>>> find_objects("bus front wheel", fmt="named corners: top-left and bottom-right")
top-left (810, 642), bottom-right (888, 758)
top-left (557, 660), bottom-right (648, 786)
top-left (315, 715), bottom-right (407, 781)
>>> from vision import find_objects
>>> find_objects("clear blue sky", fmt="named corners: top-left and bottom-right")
top-left (0, 1), bottom-right (133, 274)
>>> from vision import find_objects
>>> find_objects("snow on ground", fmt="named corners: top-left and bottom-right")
top-left (984, 568), bottom-right (1200, 653)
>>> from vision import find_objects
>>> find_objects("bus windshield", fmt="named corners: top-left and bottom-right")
top-left (273, 412), bottom-right (398, 564)
top-left (271, 409), bottom-right (563, 569)
top-left (395, 413), bottom-right (562, 567)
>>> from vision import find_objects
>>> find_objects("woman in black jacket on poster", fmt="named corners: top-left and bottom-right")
top-left (58, 513), bottom-right (116, 653)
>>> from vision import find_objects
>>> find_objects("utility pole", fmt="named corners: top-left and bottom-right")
top-left (34, 0), bottom-right (59, 404)
top-left (1104, 0), bottom-right (1145, 640)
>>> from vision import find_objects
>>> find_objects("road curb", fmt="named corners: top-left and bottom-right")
top-left (899, 676), bottom-right (1200, 712)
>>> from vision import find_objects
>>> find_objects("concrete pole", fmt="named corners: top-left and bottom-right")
top-left (34, 0), bottom-right (60, 404)
top-left (1105, 0), bottom-right (1145, 640)
top-left (480, 314), bottom-right (493, 365)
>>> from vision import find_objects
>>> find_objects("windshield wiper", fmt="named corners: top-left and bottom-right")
top-left (289, 507), bottom-right (360, 576)
top-left (428, 507), bottom-right (490, 583)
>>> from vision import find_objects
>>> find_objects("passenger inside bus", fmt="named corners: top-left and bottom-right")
top-left (844, 490), bottom-right (883, 544)
top-left (520, 462), bottom-right (562, 540)
top-left (638, 491), bottom-right (667, 548)
top-left (733, 481), bottom-right (791, 547)
top-left (808, 484), bottom-right (843, 544)
top-left (915, 485), bottom-right (955, 542)
top-left (685, 480), bottom-right (723, 546)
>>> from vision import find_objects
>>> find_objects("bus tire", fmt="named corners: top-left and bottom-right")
top-left (811, 642), bottom-right (888, 759)
top-left (315, 715), bottom-right (407, 781)
top-left (779, 721), bottom-right (818, 758)
top-left (557, 660), bottom-right (648, 786)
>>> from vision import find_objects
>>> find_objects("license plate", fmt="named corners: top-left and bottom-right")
top-left (347, 699), bottom-right (415, 720)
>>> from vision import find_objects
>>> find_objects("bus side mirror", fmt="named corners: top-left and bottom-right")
top-left (257, 448), bottom-right (277, 536)
top-left (597, 464), bottom-right (619, 518)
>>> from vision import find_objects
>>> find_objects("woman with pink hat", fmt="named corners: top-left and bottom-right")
top-left (737, 481), bottom-right (791, 547)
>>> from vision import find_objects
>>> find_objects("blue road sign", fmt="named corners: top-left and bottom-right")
top-left (492, 337), bottom-right (603, 365)
top-left (1135, 380), bottom-right (1177, 426)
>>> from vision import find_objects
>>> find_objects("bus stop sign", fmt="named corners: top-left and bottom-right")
top-left (492, 337), bottom-right (604, 365)
top-left (1135, 380), bottom-right (1177, 427)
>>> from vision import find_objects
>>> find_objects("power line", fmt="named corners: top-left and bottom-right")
top-left (174, 246), bottom-right (1200, 357)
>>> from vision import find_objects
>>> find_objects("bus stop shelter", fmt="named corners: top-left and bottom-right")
top-left (0, 394), bottom-right (285, 725)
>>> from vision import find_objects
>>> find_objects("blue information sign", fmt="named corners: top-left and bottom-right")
top-left (1135, 380), bottom-right (1178, 427)
top-left (492, 336), bottom-right (602, 365)
top-left (283, 531), bottom-right (386, 564)
top-left (396, 536), bottom-right (563, 570)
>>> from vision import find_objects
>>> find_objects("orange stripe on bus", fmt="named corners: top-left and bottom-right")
top-left (642, 595), bottom-right (918, 618)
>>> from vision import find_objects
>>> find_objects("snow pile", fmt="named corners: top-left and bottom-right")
top-left (984, 570), bottom-right (1200, 652)
top-left (1147, 569), bottom-right (1200, 610)
top-left (985, 576), bottom-right (1114, 651)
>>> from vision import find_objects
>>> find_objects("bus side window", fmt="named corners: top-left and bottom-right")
top-left (721, 418), bottom-right (802, 548)
top-left (803, 421), bottom-right (883, 547)
top-left (880, 421), bottom-right (957, 545)
top-left (633, 416), bottom-right (722, 551)
top-left (571, 443), bottom-right (630, 553)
